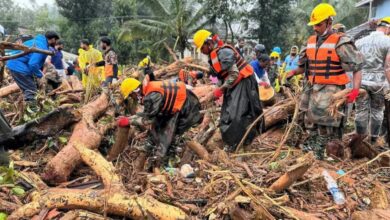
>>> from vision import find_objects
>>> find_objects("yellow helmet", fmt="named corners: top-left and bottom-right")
top-left (193, 29), bottom-right (212, 49)
top-left (308, 3), bottom-right (336, 26)
top-left (378, 17), bottom-right (390, 26)
top-left (270, 51), bottom-right (280, 59)
top-left (120, 78), bottom-right (141, 99)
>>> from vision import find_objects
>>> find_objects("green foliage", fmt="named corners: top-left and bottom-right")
top-left (0, 212), bottom-right (7, 220)
top-left (119, 0), bottom-right (208, 57)
top-left (11, 186), bottom-right (25, 196)
top-left (0, 161), bottom-right (16, 184)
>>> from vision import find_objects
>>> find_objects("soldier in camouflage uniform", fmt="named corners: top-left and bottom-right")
top-left (355, 17), bottom-right (390, 144)
top-left (288, 3), bottom-right (363, 158)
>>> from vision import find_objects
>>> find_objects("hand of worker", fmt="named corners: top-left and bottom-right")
top-left (346, 88), bottom-right (359, 103)
top-left (116, 116), bottom-right (130, 127)
top-left (213, 88), bottom-right (223, 99)
top-left (259, 82), bottom-right (270, 88)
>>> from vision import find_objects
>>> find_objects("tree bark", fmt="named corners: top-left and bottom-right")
top-left (0, 83), bottom-right (20, 98)
top-left (269, 152), bottom-right (315, 192)
top-left (42, 93), bottom-right (110, 184)
top-left (107, 126), bottom-right (133, 161)
top-left (9, 144), bottom-right (187, 220)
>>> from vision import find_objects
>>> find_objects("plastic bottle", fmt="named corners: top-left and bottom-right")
top-left (322, 170), bottom-right (346, 205)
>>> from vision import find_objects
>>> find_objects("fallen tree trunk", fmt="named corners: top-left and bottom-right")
top-left (9, 144), bottom-right (187, 220)
top-left (154, 57), bottom-right (209, 78)
top-left (264, 99), bottom-right (295, 130)
top-left (42, 93), bottom-right (110, 184)
top-left (0, 106), bottom-right (81, 147)
top-left (0, 83), bottom-right (20, 98)
top-left (269, 152), bottom-right (315, 192)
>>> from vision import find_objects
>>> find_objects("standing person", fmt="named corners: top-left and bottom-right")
top-left (94, 37), bottom-right (118, 86)
top-left (354, 17), bottom-right (390, 144)
top-left (272, 46), bottom-right (282, 66)
top-left (235, 37), bottom-right (245, 57)
top-left (6, 31), bottom-right (59, 111)
top-left (193, 29), bottom-right (262, 152)
top-left (50, 40), bottom-right (67, 79)
top-left (117, 77), bottom-right (201, 169)
top-left (283, 46), bottom-right (302, 88)
top-left (78, 39), bottom-right (103, 89)
top-left (283, 46), bottom-right (299, 72)
top-left (250, 54), bottom-right (271, 87)
top-left (287, 3), bottom-right (363, 158)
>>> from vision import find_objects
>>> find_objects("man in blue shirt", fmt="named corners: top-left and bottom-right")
top-left (283, 46), bottom-right (299, 72)
top-left (6, 31), bottom-right (59, 110)
top-left (250, 54), bottom-right (271, 87)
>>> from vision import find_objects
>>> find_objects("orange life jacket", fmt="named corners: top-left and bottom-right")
top-left (210, 44), bottom-right (253, 86)
top-left (306, 33), bottom-right (349, 85)
top-left (143, 81), bottom-right (187, 114)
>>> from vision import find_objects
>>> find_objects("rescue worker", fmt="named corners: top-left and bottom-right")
top-left (78, 39), bottom-right (103, 89)
top-left (116, 76), bottom-right (201, 168)
top-left (6, 31), bottom-right (59, 111)
top-left (94, 37), bottom-right (118, 87)
top-left (287, 3), bottom-right (363, 158)
top-left (254, 44), bottom-right (266, 58)
top-left (178, 68), bottom-right (204, 87)
top-left (283, 46), bottom-right (299, 72)
top-left (250, 54), bottom-right (271, 87)
top-left (354, 17), bottom-right (390, 144)
top-left (193, 29), bottom-right (262, 152)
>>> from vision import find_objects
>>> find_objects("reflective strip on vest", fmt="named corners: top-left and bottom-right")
top-left (306, 34), bottom-right (349, 85)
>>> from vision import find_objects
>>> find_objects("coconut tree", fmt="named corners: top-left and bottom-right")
top-left (119, 0), bottom-right (209, 58)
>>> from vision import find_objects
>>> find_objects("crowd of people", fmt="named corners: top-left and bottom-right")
top-left (1, 2), bottom-right (390, 169)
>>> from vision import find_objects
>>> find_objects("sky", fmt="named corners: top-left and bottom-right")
top-left (13, 0), bottom-right (55, 8)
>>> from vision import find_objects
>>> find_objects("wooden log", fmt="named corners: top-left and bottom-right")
top-left (107, 126), bottom-right (133, 161)
top-left (187, 141), bottom-right (211, 161)
top-left (154, 57), bottom-right (209, 78)
top-left (351, 209), bottom-right (390, 220)
top-left (0, 199), bottom-right (20, 212)
top-left (0, 83), bottom-right (20, 98)
top-left (269, 152), bottom-right (315, 192)
top-left (9, 143), bottom-right (187, 220)
top-left (283, 207), bottom-right (321, 220)
top-left (264, 99), bottom-right (295, 130)
top-left (42, 93), bottom-right (109, 184)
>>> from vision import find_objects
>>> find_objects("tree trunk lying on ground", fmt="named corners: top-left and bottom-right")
top-left (264, 99), bottom-right (295, 130)
top-left (9, 144), bottom-right (187, 220)
top-left (0, 106), bottom-right (81, 147)
top-left (0, 83), bottom-right (20, 98)
top-left (42, 93), bottom-right (110, 184)
top-left (269, 152), bottom-right (315, 192)
top-left (154, 57), bottom-right (209, 78)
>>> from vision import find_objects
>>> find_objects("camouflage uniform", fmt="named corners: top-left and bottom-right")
top-left (298, 32), bottom-right (363, 158)
top-left (355, 31), bottom-right (390, 141)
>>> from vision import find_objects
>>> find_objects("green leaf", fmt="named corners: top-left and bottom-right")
top-left (0, 176), bottom-right (4, 184)
top-left (0, 212), bottom-right (8, 220)
top-left (58, 136), bottom-right (68, 144)
top-left (268, 162), bottom-right (280, 171)
top-left (11, 186), bottom-right (25, 196)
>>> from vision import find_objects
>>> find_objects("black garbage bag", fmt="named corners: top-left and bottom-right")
top-left (220, 75), bottom-right (263, 150)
